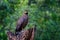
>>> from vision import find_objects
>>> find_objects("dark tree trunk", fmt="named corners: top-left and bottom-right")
top-left (7, 27), bottom-right (35, 40)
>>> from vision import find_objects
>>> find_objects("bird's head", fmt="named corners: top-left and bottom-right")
top-left (24, 10), bottom-right (28, 15)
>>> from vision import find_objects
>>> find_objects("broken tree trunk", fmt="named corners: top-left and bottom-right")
top-left (7, 27), bottom-right (35, 40)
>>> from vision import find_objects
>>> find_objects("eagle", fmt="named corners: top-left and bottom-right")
top-left (15, 10), bottom-right (28, 34)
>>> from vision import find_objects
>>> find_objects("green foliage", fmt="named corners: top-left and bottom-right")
top-left (0, 0), bottom-right (60, 40)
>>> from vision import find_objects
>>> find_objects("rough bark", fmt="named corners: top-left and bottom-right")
top-left (7, 27), bottom-right (35, 40)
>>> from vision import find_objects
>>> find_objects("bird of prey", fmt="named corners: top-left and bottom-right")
top-left (15, 10), bottom-right (28, 33)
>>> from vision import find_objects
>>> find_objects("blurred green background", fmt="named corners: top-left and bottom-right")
top-left (0, 0), bottom-right (60, 40)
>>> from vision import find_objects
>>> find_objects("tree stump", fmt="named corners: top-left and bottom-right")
top-left (7, 27), bottom-right (35, 40)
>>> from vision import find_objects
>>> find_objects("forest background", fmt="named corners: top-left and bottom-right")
top-left (0, 0), bottom-right (60, 40)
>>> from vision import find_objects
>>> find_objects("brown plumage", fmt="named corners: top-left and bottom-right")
top-left (15, 10), bottom-right (28, 33)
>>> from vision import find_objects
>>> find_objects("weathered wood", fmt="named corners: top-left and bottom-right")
top-left (7, 27), bottom-right (35, 40)
top-left (7, 31), bottom-right (16, 40)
